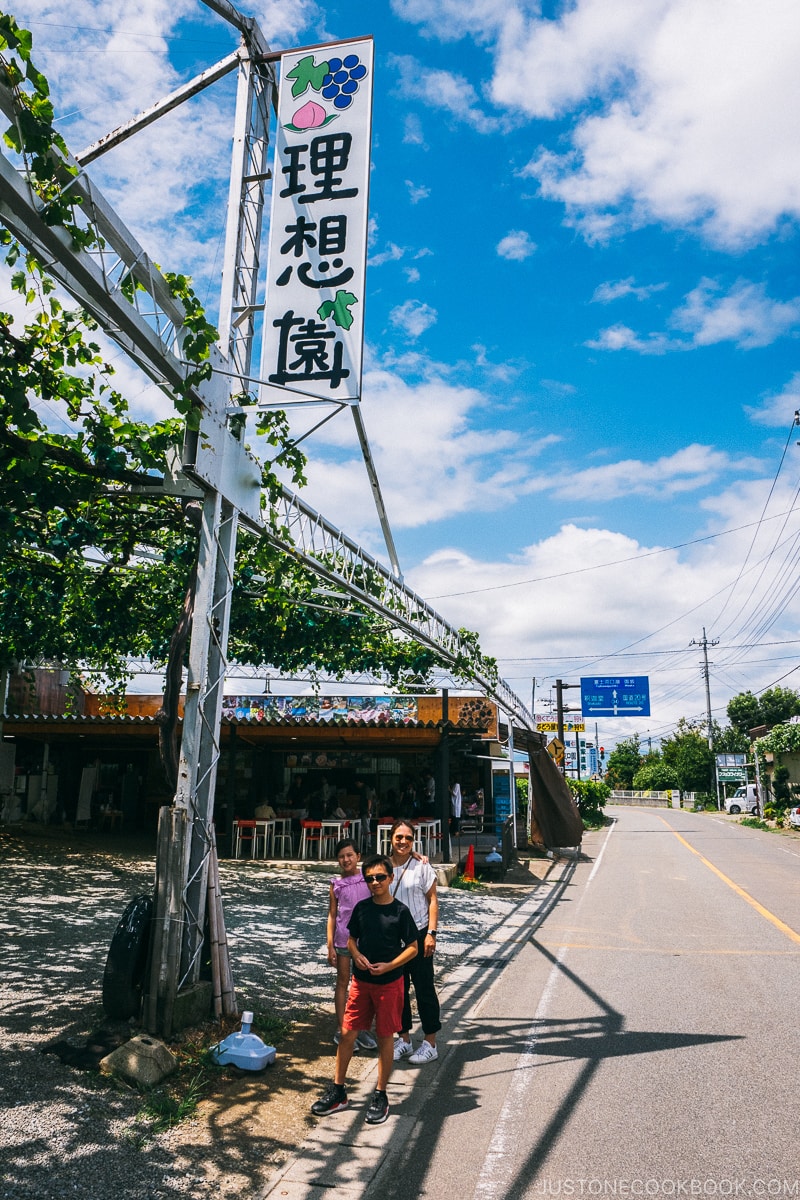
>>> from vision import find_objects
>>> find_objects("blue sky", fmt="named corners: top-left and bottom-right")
top-left (13, 0), bottom-right (800, 748)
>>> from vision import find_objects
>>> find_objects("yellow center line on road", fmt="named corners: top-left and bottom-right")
top-left (658, 815), bottom-right (800, 946)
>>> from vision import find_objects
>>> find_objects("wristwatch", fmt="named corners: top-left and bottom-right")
top-left (428, 930), bottom-right (437, 938)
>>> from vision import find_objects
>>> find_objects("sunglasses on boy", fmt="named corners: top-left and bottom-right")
top-left (365, 872), bottom-right (390, 883)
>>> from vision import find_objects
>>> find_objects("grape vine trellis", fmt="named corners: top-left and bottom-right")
top-left (0, 4), bottom-right (536, 1033)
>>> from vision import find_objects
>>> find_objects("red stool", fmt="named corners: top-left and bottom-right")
top-left (299, 819), bottom-right (323, 859)
top-left (233, 819), bottom-right (257, 859)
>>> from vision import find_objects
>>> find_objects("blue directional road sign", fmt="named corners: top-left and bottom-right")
top-left (580, 676), bottom-right (651, 718)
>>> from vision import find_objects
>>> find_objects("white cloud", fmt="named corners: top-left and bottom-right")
top-left (16, 1), bottom-right (238, 306)
top-left (592, 277), bottom-right (668, 303)
top-left (526, 444), bottom-right (760, 503)
top-left (390, 0), bottom-right (800, 248)
top-left (746, 373), bottom-right (800, 427)
top-left (391, 0), bottom-right (506, 43)
top-left (276, 361), bottom-right (559, 538)
top-left (368, 243), bottom-right (406, 268)
top-left (251, 0), bottom-right (325, 46)
top-left (404, 267), bottom-right (421, 284)
top-left (472, 344), bottom-right (525, 382)
top-left (585, 325), bottom-right (674, 355)
top-left (389, 54), bottom-right (506, 134)
top-left (589, 279), bottom-right (800, 354)
top-left (389, 300), bottom-right (438, 339)
top-left (540, 379), bottom-right (577, 397)
top-left (403, 113), bottom-right (427, 146)
top-left (406, 472), bottom-right (800, 735)
top-left (496, 230), bottom-right (536, 261)
top-left (405, 180), bottom-right (431, 204)
top-left (671, 279), bottom-right (800, 349)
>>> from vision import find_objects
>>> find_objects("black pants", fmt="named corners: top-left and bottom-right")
top-left (401, 927), bottom-right (441, 1036)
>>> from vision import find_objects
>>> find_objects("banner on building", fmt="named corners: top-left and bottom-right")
top-left (222, 694), bottom-right (418, 724)
top-left (260, 38), bottom-right (374, 404)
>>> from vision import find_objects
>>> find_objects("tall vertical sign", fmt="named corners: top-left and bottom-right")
top-left (261, 39), bottom-right (374, 404)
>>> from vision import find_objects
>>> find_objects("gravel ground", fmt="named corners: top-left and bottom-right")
top-left (0, 825), bottom-right (533, 1199)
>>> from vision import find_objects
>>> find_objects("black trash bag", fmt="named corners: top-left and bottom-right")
top-left (102, 893), bottom-right (153, 1020)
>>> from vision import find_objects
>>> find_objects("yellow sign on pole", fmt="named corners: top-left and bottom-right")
top-left (536, 720), bottom-right (585, 733)
top-left (547, 736), bottom-right (565, 764)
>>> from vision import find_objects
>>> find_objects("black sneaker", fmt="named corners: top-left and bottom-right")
top-left (365, 1089), bottom-right (389, 1125)
top-left (311, 1083), bottom-right (349, 1116)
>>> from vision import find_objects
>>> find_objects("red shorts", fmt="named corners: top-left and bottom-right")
top-left (342, 975), bottom-right (404, 1039)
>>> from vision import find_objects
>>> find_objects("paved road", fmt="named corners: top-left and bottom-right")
top-left (359, 808), bottom-right (800, 1200)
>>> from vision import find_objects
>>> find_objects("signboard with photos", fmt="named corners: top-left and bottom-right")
top-left (222, 694), bottom-right (419, 724)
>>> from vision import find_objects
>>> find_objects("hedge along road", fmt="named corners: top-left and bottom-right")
top-left (362, 808), bottom-right (800, 1200)
top-left (0, 825), bottom-right (545, 1200)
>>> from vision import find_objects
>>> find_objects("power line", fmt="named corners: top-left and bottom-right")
top-left (709, 411), bottom-right (800, 636)
top-left (423, 507), bottom-right (800, 600)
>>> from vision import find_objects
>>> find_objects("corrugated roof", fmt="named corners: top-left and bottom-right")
top-left (222, 714), bottom-right (443, 729)
top-left (3, 712), bottom-right (159, 724)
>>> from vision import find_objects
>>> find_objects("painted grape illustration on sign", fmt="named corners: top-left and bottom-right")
top-left (284, 52), bottom-right (369, 131)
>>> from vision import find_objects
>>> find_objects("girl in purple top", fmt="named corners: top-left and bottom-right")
top-left (326, 838), bottom-right (377, 1049)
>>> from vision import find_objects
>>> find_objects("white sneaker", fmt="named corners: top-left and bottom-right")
top-left (393, 1038), bottom-right (414, 1061)
top-left (408, 1040), bottom-right (438, 1065)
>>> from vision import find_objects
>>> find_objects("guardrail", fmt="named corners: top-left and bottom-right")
top-left (609, 790), bottom-right (676, 808)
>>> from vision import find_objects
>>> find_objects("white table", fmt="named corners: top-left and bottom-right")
top-left (254, 818), bottom-right (274, 858)
top-left (377, 821), bottom-right (424, 856)
top-left (316, 818), bottom-right (361, 858)
top-left (412, 819), bottom-right (442, 857)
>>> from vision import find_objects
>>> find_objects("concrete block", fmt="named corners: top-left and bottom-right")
top-left (100, 1034), bottom-right (178, 1087)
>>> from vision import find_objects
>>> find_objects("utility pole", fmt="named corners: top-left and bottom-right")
top-left (556, 679), bottom-right (582, 777)
top-left (690, 628), bottom-right (719, 751)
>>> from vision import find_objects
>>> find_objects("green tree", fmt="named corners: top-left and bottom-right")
top-left (632, 755), bottom-right (678, 791)
top-left (604, 735), bottom-right (642, 789)
top-left (759, 687), bottom-right (800, 728)
top-left (568, 778), bottom-right (610, 829)
top-left (771, 765), bottom-right (792, 813)
top-left (711, 720), bottom-right (749, 754)
top-left (661, 719), bottom-right (714, 794)
top-left (727, 687), bottom-right (800, 737)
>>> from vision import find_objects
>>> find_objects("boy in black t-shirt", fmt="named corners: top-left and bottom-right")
top-left (311, 854), bottom-right (418, 1125)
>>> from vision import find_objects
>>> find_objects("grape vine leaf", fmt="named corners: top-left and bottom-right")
top-left (285, 55), bottom-right (329, 98)
top-left (317, 290), bottom-right (358, 331)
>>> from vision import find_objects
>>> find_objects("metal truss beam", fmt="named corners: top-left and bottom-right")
top-left (75, 51), bottom-right (244, 167)
top-left (265, 485), bottom-right (535, 730)
top-left (0, 142), bottom-right (191, 398)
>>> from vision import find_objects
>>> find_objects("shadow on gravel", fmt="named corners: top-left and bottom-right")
top-left (1, 826), bottom-right (532, 1198)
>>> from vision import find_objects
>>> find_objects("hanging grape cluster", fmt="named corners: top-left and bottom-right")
top-left (321, 54), bottom-right (368, 110)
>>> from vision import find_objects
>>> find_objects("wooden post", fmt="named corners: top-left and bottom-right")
top-left (207, 843), bottom-right (223, 1020)
top-left (143, 806), bottom-right (172, 1033)
top-left (208, 827), bottom-right (237, 1019)
top-left (157, 807), bottom-right (188, 1038)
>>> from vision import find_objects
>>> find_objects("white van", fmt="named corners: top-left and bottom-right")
top-left (724, 784), bottom-right (759, 815)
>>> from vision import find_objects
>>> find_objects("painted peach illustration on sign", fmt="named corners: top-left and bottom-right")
top-left (283, 52), bottom-right (370, 132)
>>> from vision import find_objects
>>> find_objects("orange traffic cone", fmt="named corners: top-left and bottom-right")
top-left (463, 843), bottom-right (476, 882)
